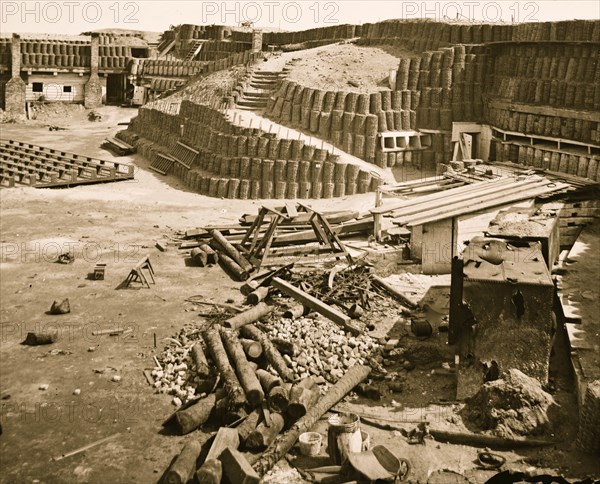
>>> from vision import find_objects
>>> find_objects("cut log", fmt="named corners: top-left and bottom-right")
top-left (164, 438), bottom-right (204, 484)
top-left (196, 427), bottom-right (240, 484)
top-left (220, 328), bottom-right (265, 405)
top-left (245, 413), bottom-right (285, 450)
top-left (210, 229), bottom-right (253, 273)
top-left (191, 343), bottom-right (211, 379)
top-left (240, 280), bottom-right (259, 296)
top-left (191, 248), bottom-right (208, 267)
top-left (220, 447), bottom-right (261, 484)
top-left (283, 304), bottom-right (309, 319)
top-left (239, 324), bottom-right (294, 381)
top-left (215, 396), bottom-right (247, 425)
top-left (371, 275), bottom-right (418, 309)
top-left (224, 302), bottom-right (272, 330)
top-left (196, 460), bottom-right (221, 484)
top-left (252, 365), bottom-right (371, 476)
top-left (268, 383), bottom-right (291, 412)
top-left (240, 339), bottom-right (263, 359)
top-left (247, 286), bottom-right (269, 305)
top-left (256, 369), bottom-right (281, 393)
top-left (271, 277), bottom-right (359, 334)
top-left (288, 378), bottom-right (320, 420)
top-left (271, 338), bottom-right (298, 357)
top-left (203, 328), bottom-right (246, 409)
top-left (173, 393), bottom-right (217, 435)
top-left (199, 243), bottom-right (218, 264)
top-left (236, 409), bottom-right (262, 444)
top-left (217, 252), bottom-right (248, 281)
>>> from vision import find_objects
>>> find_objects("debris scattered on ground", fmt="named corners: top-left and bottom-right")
top-left (462, 369), bottom-right (556, 439)
top-left (56, 252), bottom-right (74, 264)
top-left (22, 331), bottom-right (58, 345)
top-left (87, 110), bottom-right (102, 122)
top-left (49, 298), bottom-right (70, 314)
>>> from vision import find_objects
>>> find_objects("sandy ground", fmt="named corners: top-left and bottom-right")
top-left (1, 106), bottom-right (599, 483)
top-left (283, 42), bottom-right (414, 92)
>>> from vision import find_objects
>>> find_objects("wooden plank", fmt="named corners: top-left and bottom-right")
top-left (489, 99), bottom-right (600, 123)
top-left (271, 277), bottom-right (351, 327)
top-left (404, 181), bottom-right (570, 227)
top-left (371, 177), bottom-right (515, 215)
top-left (285, 202), bottom-right (298, 218)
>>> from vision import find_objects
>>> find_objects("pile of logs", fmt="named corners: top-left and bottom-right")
top-left (160, 316), bottom-right (372, 482)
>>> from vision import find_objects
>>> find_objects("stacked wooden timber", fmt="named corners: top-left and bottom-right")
top-left (157, 315), bottom-right (372, 482)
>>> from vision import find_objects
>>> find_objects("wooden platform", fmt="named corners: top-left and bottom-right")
top-left (0, 138), bottom-right (134, 188)
top-left (101, 137), bottom-right (136, 156)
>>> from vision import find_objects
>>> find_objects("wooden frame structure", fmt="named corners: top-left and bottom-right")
top-left (123, 255), bottom-right (155, 288)
top-left (238, 203), bottom-right (353, 270)
top-left (1, 138), bottom-right (134, 188)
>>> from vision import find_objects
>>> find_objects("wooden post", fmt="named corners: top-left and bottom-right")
top-left (271, 277), bottom-right (355, 331)
top-left (220, 448), bottom-right (260, 484)
top-left (173, 393), bottom-right (217, 435)
top-left (164, 436), bottom-right (209, 484)
top-left (268, 383), bottom-right (291, 412)
top-left (191, 248), bottom-right (208, 267)
top-left (199, 244), bottom-right (218, 264)
top-left (256, 369), bottom-right (281, 393)
top-left (239, 324), bottom-right (294, 381)
top-left (220, 328), bottom-right (265, 405)
top-left (240, 339), bottom-right (263, 359)
top-left (217, 251), bottom-right (248, 281)
top-left (246, 286), bottom-right (269, 305)
top-left (191, 343), bottom-right (211, 379)
top-left (287, 377), bottom-right (319, 420)
top-left (235, 409), bottom-right (262, 444)
top-left (196, 427), bottom-right (240, 484)
top-left (203, 328), bottom-right (246, 409)
top-left (224, 302), bottom-right (272, 330)
top-left (282, 304), bottom-right (308, 319)
top-left (210, 229), bottom-right (253, 273)
top-left (246, 413), bottom-right (285, 450)
top-left (253, 365), bottom-right (371, 475)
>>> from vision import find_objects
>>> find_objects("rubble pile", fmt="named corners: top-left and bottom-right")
top-left (462, 368), bottom-right (556, 439)
top-left (152, 338), bottom-right (203, 405)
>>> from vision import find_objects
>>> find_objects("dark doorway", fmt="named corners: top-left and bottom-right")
top-left (106, 74), bottom-right (126, 105)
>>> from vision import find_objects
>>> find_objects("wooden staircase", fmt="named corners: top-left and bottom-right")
top-left (183, 40), bottom-right (205, 61)
top-left (236, 69), bottom-right (288, 111)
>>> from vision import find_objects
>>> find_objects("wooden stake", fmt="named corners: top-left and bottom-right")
top-left (224, 303), bottom-right (272, 330)
top-left (268, 383), bottom-right (291, 413)
top-left (220, 328), bottom-right (265, 405)
top-left (239, 324), bottom-right (294, 381)
top-left (235, 409), bottom-right (262, 445)
top-left (245, 413), bottom-right (284, 450)
top-left (240, 339), bottom-right (263, 359)
top-left (191, 343), bottom-right (211, 379)
top-left (220, 448), bottom-right (260, 484)
top-left (203, 328), bottom-right (246, 409)
top-left (252, 365), bottom-right (371, 475)
top-left (287, 377), bottom-right (319, 420)
top-left (256, 369), bottom-right (281, 393)
top-left (164, 439), bottom-right (202, 484)
top-left (174, 393), bottom-right (217, 435)
top-left (196, 427), bottom-right (240, 484)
